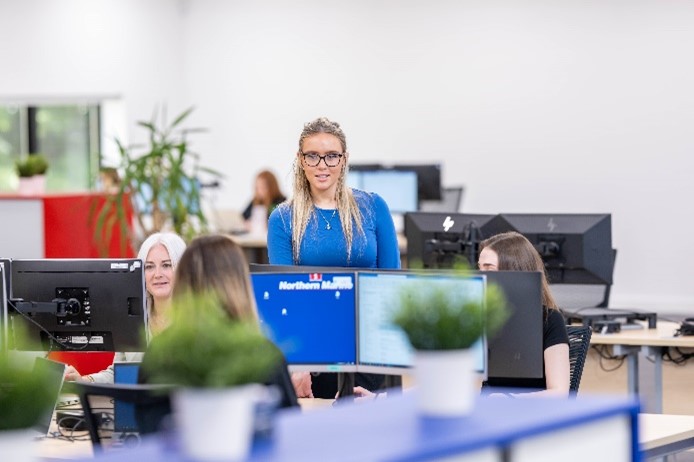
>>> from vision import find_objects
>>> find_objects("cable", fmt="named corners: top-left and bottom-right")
top-left (593, 345), bottom-right (626, 372)
top-left (7, 299), bottom-right (89, 351)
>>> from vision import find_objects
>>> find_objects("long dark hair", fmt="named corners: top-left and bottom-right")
top-left (480, 231), bottom-right (558, 309)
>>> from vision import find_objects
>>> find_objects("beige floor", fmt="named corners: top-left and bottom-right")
top-left (580, 346), bottom-right (694, 415)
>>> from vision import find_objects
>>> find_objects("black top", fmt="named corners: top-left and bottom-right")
top-left (242, 197), bottom-right (286, 221)
top-left (485, 307), bottom-right (568, 390)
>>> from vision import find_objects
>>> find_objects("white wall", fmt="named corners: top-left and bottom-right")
top-left (1, 0), bottom-right (692, 313)
top-left (0, 0), bottom-right (189, 147)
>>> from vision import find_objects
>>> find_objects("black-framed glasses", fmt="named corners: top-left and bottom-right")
top-left (300, 151), bottom-right (344, 167)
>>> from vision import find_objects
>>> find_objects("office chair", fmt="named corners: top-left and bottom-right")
top-left (67, 382), bottom-right (172, 451)
top-left (566, 325), bottom-right (592, 394)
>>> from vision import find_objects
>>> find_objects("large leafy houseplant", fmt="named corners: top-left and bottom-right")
top-left (94, 107), bottom-right (222, 255)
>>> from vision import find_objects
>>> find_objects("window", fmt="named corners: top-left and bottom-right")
top-left (0, 103), bottom-right (101, 192)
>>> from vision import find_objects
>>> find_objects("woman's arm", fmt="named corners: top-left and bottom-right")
top-left (267, 206), bottom-right (294, 265)
top-left (505, 343), bottom-right (570, 398)
top-left (371, 193), bottom-right (401, 269)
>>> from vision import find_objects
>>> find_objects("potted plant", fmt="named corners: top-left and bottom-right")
top-left (140, 292), bottom-right (282, 461)
top-left (392, 272), bottom-right (508, 417)
top-left (0, 329), bottom-right (58, 461)
top-left (15, 153), bottom-right (49, 195)
top-left (94, 106), bottom-right (222, 255)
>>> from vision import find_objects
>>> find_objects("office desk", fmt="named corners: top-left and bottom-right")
top-left (640, 413), bottom-right (694, 460)
top-left (68, 393), bottom-right (640, 462)
top-left (590, 320), bottom-right (694, 413)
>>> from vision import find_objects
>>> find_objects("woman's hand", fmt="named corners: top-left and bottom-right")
top-left (291, 372), bottom-right (313, 398)
top-left (64, 365), bottom-right (83, 382)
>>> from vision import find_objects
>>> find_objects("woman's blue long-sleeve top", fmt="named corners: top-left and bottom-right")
top-left (267, 189), bottom-right (400, 269)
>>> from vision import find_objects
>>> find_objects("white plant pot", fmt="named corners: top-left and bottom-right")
top-left (414, 348), bottom-right (478, 417)
top-left (31, 175), bottom-right (46, 195)
top-left (0, 428), bottom-right (39, 462)
top-left (173, 384), bottom-right (265, 461)
top-left (17, 177), bottom-right (35, 196)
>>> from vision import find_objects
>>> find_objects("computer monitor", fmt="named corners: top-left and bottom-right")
top-left (393, 164), bottom-right (442, 202)
top-left (250, 270), bottom-right (358, 372)
top-left (477, 271), bottom-right (544, 383)
top-left (5, 258), bottom-right (146, 352)
top-left (356, 270), bottom-right (487, 377)
top-left (113, 362), bottom-right (141, 435)
top-left (404, 212), bottom-right (505, 268)
top-left (347, 169), bottom-right (418, 213)
top-left (492, 214), bottom-right (613, 285)
top-left (350, 163), bottom-right (443, 202)
top-left (362, 170), bottom-right (418, 214)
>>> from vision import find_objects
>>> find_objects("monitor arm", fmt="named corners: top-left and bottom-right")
top-left (10, 298), bottom-right (82, 317)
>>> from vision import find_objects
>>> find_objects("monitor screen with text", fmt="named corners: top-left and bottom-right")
top-left (251, 271), bottom-right (357, 372)
top-left (357, 271), bottom-right (487, 377)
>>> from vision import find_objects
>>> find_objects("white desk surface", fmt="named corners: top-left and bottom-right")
top-left (640, 413), bottom-right (694, 451)
top-left (590, 320), bottom-right (694, 348)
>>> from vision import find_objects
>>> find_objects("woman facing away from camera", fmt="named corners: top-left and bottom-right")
top-left (267, 116), bottom-right (401, 398)
top-left (478, 231), bottom-right (570, 397)
top-left (163, 234), bottom-right (298, 408)
top-left (64, 232), bottom-right (187, 383)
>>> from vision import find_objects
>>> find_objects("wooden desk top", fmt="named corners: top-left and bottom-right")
top-left (590, 320), bottom-right (694, 348)
top-left (640, 413), bottom-right (694, 451)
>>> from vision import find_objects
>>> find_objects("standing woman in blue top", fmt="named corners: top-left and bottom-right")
top-left (267, 117), bottom-right (400, 269)
top-left (267, 117), bottom-right (401, 398)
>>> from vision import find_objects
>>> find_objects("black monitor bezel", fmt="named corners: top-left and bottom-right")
top-left (5, 258), bottom-right (147, 352)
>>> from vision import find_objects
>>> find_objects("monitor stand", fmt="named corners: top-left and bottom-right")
top-left (336, 372), bottom-right (355, 402)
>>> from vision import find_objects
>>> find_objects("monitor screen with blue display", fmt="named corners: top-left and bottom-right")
top-left (251, 271), bottom-right (358, 372)
top-left (357, 271), bottom-right (487, 378)
top-left (347, 170), bottom-right (418, 213)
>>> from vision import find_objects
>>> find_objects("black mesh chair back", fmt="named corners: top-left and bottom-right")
top-left (67, 382), bottom-right (171, 451)
top-left (567, 325), bottom-right (592, 394)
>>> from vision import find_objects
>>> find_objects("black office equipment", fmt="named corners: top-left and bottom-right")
top-left (350, 163), bottom-right (443, 202)
top-left (491, 214), bottom-right (613, 285)
top-left (479, 271), bottom-right (544, 382)
top-left (419, 186), bottom-right (464, 213)
top-left (5, 258), bottom-right (146, 352)
top-left (564, 307), bottom-right (657, 330)
top-left (404, 212), bottom-right (504, 268)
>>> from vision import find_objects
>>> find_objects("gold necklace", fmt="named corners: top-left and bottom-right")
top-left (316, 208), bottom-right (337, 230)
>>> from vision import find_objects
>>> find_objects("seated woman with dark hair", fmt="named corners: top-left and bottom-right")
top-left (478, 231), bottom-right (570, 397)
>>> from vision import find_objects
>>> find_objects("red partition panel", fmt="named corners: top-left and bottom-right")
top-left (43, 193), bottom-right (135, 258)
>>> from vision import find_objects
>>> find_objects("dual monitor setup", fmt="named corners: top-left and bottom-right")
top-left (250, 265), bottom-right (546, 383)
top-left (404, 212), bottom-right (615, 286)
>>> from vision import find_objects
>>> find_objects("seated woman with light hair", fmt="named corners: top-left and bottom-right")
top-left (64, 232), bottom-right (187, 383)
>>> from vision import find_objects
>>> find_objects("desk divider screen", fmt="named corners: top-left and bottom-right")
top-left (250, 265), bottom-right (487, 378)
